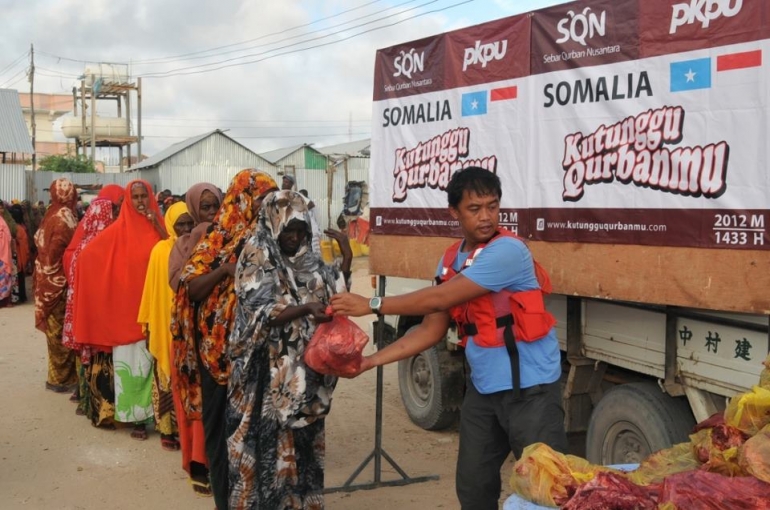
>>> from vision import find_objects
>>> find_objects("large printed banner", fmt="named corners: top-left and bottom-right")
top-left (370, 0), bottom-right (770, 250)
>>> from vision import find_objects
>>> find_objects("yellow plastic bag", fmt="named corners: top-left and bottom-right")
top-left (689, 427), bottom-right (747, 476)
top-left (509, 443), bottom-right (617, 507)
top-left (725, 386), bottom-right (770, 436)
top-left (627, 442), bottom-right (701, 486)
top-left (739, 424), bottom-right (770, 483)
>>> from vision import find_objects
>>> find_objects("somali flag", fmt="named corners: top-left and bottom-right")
top-left (461, 91), bottom-right (488, 116)
top-left (670, 58), bottom-right (712, 92)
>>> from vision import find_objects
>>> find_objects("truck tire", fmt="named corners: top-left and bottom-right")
top-left (397, 333), bottom-right (464, 431)
top-left (586, 382), bottom-right (695, 465)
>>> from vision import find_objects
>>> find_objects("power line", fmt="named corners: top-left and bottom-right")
top-left (36, 66), bottom-right (82, 78)
top-left (36, 0), bottom-right (384, 65)
top-left (33, 0), bottom-right (471, 81)
top-left (131, 0), bottom-right (421, 66)
top-left (0, 68), bottom-right (28, 88)
top-left (139, 0), bottom-right (443, 77)
top-left (0, 51), bottom-right (29, 79)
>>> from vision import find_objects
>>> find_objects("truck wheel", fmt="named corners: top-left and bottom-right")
top-left (397, 334), bottom-right (463, 431)
top-left (586, 382), bottom-right (695, 465)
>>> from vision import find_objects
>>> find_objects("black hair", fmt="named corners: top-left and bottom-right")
top-left (446, 166), bottom-right (502, 208)
top-left (298, 189), bottom-right (309, 198)
top-left (9, 204), bottom-right (24, 224)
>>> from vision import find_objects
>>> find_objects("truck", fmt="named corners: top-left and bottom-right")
top-left (366, 0), bottom-right (770, 466)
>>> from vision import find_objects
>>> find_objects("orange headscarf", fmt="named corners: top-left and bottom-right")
top-left (172, 169), bottom-right (277, 418)
top-left (73, 180), bottom-right (165, 348)
top-left (63, 184), bottom-right (124, 278)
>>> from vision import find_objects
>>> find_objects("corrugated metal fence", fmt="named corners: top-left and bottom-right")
top-left (25, 171), bottom-right (143, 204)
top-left (14, 155), bottom-right (370, 232)
top-left (0, 164), bottom-right (26, 201)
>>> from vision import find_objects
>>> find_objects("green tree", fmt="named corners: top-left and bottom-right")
top-left (38, 154), bottom-right (96, 173)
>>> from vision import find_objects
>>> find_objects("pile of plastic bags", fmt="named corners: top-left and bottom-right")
top-left (510, 354), bottom-right (770, 509)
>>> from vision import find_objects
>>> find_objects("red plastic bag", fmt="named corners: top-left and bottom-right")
top-left (304, 315), bottom-right (369, 377)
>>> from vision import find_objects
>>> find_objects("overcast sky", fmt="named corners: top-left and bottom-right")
top-left (1, 0), bottom-right (569, 157)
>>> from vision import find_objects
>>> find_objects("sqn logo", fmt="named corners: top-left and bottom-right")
top-left (463, 40), bottom-right (508, 71)
top-left (670, 0), bottom-right (743, 34)
top-left (556, 7), bottom-right (606, 46)
top-left (393, 49), bottom-right (425, 79)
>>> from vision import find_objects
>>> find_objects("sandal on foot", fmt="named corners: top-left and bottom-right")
top-left (75, 407), bottom-right (86, 416)
top-left (189, 478), bottom-right (212, 497)
top-left (130, 425), bottom-right (148, 441)
top-left (45, 382), bottom-right (70, 393)
top-left (69, 391), bottom-right (79, 402)
top-left (160, 434), bottom-right (180, 451)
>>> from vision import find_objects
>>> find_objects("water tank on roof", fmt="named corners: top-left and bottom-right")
top-left (83, 63), bottom-right (130, 86)
top-left (61, 116), bottom-right (130, 139)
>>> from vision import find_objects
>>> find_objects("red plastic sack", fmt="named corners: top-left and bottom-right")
top-left (304, 315), bottom-right (369, 377)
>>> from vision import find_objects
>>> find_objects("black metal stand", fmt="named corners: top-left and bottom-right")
top-left (325, 275), bottom-right (439, 493)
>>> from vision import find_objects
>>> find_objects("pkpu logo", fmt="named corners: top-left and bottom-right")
top-left (536, 218), bottom-right (545, 231)
top-left (393, 49), bottom-right (425, 79)
top-left (556, 7), bottom-right (606, 47)
top-left (463, 40), bottom-right (508, 71)
top-left (670, 0), bottom-right (743, 34)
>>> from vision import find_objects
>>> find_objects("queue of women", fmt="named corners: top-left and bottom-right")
top-left (7, 169), bottom-right (354, 510)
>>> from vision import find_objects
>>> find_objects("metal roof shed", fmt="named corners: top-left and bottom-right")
top-left (0, 89), bottom-right (34, 160)
top-left (261, 143), bottom-right (328, 172)
top-left (0, 89), bottom-right (33, 200)
top-left (128, 129), bottom-right (277, 193)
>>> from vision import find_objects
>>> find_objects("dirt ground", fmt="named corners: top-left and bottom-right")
top-left (0, 260), bottom-right (520, 510)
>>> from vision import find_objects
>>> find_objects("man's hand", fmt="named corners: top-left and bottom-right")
top-left (330, 292), bottom-right (371, 317)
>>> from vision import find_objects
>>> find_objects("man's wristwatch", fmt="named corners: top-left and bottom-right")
top-left (369, 297), bottom-right (383, 315)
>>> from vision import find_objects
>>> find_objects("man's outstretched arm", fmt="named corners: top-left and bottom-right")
top-left (330, 273), bottom-right (488, 317)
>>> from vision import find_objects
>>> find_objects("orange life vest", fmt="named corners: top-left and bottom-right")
top-left (437, 229), bottom-right (556, 396)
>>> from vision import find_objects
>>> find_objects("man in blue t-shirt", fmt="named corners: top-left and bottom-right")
top-left (331, 166), bottom-right (568, 510)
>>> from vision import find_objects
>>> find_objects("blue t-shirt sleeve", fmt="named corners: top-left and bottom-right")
top-left (461, 238), bottom-right (536, 293)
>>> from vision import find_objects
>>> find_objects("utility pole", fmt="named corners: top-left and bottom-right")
top-left (30, 43), bottom-right (36, 171)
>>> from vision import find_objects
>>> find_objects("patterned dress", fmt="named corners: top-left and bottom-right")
top-left (227, 190), bottom-right (349, 509)
top-left (34, 178), bottom-right (79, 389)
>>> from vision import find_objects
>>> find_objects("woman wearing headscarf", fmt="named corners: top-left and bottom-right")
top-left (0, 203), bottom-right (13, 307)
top-left (62, 185), bottom-right (124, 415)
top-left (138, 201), bottom-right (193, 453)
top-left (34, 179), bottom-right (79, 392)
top-left (8, 204), bottom-right (29, 304)
top-left (15, 202), bottom-right (36, 264)
top-left (227, 190), bottom-right (352, 509)
top-left (172, 169), bottom-right (278, 510)
top-left (62, 197), bottom-right (119, 421)
top-left (74, 180), bottom-right (166, 439)
top-left (168, 182), bottom-right (222, 292)
top-left (63, 184), bottom-right (123, 277)
top-left (166, 183), bottom-right (222, 498)
top-left (0, 200), bottom-right (23, 307)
